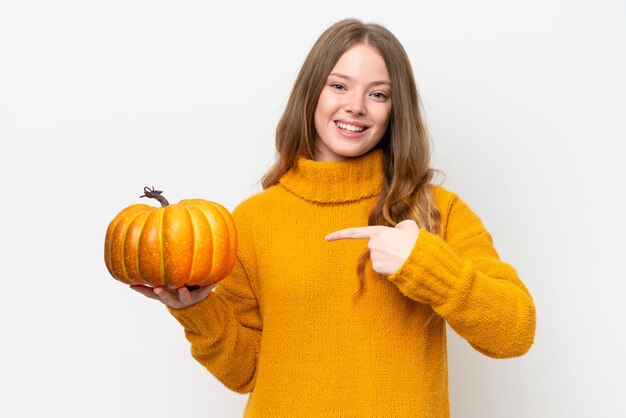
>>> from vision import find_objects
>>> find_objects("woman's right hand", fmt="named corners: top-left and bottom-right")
top-left (130, 283), bottom-right (217, 309)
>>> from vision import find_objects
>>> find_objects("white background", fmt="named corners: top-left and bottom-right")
top-left (1, 0), bottom-right (624, 417)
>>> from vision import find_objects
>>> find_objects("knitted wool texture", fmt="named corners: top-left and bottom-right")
top-left (168, 149), bottom-right (536, 417)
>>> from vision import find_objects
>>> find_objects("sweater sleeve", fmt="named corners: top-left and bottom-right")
top-left (386, 193), bottom-right (536, 358)
top-left (167, 213), bottom-right (262, 394)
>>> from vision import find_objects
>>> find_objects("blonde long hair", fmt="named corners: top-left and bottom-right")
top-left (262, 19), bottom-right (441, 288)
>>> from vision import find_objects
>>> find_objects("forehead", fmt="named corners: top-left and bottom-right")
top-left (330, 44), bottom-right (390, 81)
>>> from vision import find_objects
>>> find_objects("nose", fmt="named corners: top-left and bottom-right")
top-left (344, 92), bottom-right (366, 116)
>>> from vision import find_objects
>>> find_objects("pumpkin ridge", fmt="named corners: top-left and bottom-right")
top-left (133, 211), bottom-right (151, 285)
top-left (209, 202), bottom-right (237, 275)
top-left (105, 206), bottom-right (142, 278)
top-left (138, 210), bottom-right (162, 286)
top-left (185, 203), bottom-right (213, 285)
top-left (109, 208), bottom-right (142, 283)
top-left (159, 208), bottom-right (166, 288)
top-left (183, 204), bottom-right (196, 285)
top-left (105, 217), bottom-right (122, 277)
top-left (197, 204), bottom-right (217, 284)
top-left (120, 210), bottom-right (144, 284)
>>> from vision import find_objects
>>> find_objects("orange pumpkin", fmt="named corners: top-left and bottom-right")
top-left (104, 187), bottom-right (237, 289)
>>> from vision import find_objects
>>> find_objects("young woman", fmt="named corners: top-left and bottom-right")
top-left (132, 18), bottom-right (536, 417)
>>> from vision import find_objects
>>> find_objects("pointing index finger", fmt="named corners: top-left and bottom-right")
top-left (326, 226), bottom-right (381, 241)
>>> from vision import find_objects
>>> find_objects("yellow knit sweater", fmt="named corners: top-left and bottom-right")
top-left (168, 149), bottom-right (536, 417)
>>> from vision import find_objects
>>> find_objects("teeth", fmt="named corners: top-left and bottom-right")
top-left (336, 122), bottom-right (365, 132)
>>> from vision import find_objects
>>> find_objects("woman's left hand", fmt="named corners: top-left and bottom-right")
top-left (326, 220), bottom-right (420, 276)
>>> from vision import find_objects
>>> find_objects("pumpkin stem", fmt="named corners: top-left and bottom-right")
top-left (140, 186), bottom-right (169, 207)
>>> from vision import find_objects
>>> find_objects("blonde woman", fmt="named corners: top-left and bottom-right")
top-left (132, 18), bottom-right (536, 417)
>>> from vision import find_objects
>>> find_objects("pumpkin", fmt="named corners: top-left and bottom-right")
top-left (104, 187), bottom-right (237, 289)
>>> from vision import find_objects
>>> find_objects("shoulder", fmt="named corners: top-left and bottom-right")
top-left (231, 184), bottom-right (285, 226)
top-left (430, 184), bottom-right (457, 215)
top-left (429, 184), bottom-right (477, 216)
top-left (429, 184), bottom-right (488, 241)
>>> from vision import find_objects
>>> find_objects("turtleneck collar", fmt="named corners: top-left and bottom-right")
top-left (278, 148), bottom-right (384, 204)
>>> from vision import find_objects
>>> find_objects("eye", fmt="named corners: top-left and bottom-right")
top-left (371, 91), bottom-right (388, 100)
top-left (330, 82), bottom-right (346, 91)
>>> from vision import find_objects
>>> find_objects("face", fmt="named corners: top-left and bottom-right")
top-left (313, 43), bottom-right (392, 162)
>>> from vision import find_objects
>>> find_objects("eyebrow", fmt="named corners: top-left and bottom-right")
top-left (329, 72), bottom-right (391, 87)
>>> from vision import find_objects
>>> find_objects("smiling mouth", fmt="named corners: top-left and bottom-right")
top-left (335, 121), bottom-right (367, 132)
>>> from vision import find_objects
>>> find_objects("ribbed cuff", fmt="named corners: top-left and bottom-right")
top-left (167, 292), bottom-right (224, 336)
top-left (387, 230), bottom-right (465, 307)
